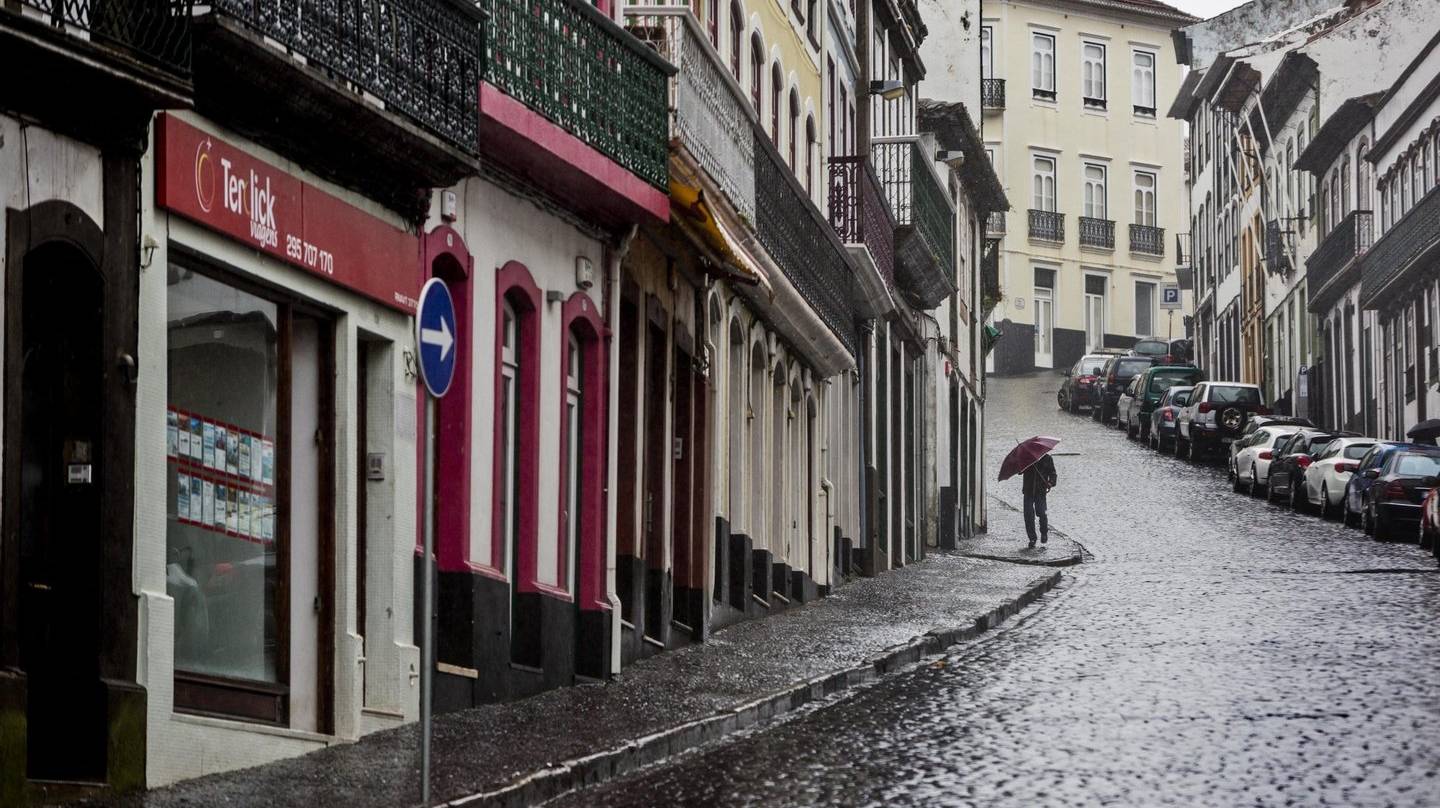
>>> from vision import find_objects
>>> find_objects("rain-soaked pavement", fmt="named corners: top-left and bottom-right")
top-left (551, 373), bottom-right (1440, 808)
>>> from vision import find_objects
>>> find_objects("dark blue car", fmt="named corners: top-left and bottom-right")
top-left (1344, 442), bottom-right (1423, 527)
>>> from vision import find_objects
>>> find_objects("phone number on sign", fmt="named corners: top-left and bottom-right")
top-left (285, 234), bottom-right (334, 275)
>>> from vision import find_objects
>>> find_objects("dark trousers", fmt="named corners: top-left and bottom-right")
top-left (1023, 490), bottom-right (1048, 542)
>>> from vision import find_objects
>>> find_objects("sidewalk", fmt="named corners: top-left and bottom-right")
top-left (93, 555), bottom-right (1061, 808)
top-left (958, 495), bottom-right (1086, 567)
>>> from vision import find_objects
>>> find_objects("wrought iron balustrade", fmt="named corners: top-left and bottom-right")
top-left (985, 210), bottom-right (1006, 237)
top-left (755, 125), bottom-right (857, 355)
top-left (1361, 185), bottom-right (1440, 307)
top-left (871, 137), bottom-right (956, 302)
top-left (11, 0), bottom-right (192, 74)
top-left (1306, 210), bottom-right (1371, 302)
top-left (212, 0), bottom-right (480, 151)
top-left (1027, 209), bottom-right (1063, 242)
top-left (828, 155), bottom-right (896, 286)
top-left (1130, 223), bottom-right (1165, 256)
top-left (981, 78), bottom-right (1005, 109)
top-left (487, 0), bottom-right (671, 188)
top-left (626, 6), bottom-right (753, 217)
top-left (1078, 216), bottom-right (1113, 249)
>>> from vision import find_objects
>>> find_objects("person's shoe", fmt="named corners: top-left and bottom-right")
top-left (1028, 539), bottom-right (1037, 548)
top-left (1041, 533), bottom-right (1048, 545)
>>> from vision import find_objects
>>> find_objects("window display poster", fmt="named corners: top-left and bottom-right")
top-left (262, 440), bottom-right (274, 486)
top-left (214, 483), bottom-right (227, 530)
top-left (202, 480), bottom-right (215, 526)
top-left (190, 416), bottom-right (202, 461)
top-left (226, 431), bottom-right (239, 476)
top-left (238, 491), bottom-right (250, 538)
top-left (251, 496), bottom-right (264, 541)
top-left (250, 435), bottom-right (263, 481)
top-left (203, 422), bottom-right (216, 469)
top-left (168, 411), bottom-right (179, 458)
top-left (226, 486), bottom-right (239, 533)
top-left (190, 476), bottom-right (203, 522)
top-left (177, 412), bottom-right (190, 457)
top-left (215, 426), bottom-right (228, 473)
top-left (177, 471), bottom-right (190, 519)
top-left (239, 437), bottom-right (252, 482)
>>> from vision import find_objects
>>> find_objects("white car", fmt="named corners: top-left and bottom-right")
top-left (1230, 425), bottom-right (1304, 496)
top-left (1302, 436), bottom-right (1376, 519)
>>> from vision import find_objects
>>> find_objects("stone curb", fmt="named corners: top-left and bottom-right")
top-left (958, 549), bottom-right (1082, 568)
top-left (444, 570), bottom-right (1063, 808)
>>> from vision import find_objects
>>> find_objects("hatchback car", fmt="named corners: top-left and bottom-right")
top-left (1359, 447), bottom-right (1440, 541)
top-left (1118, 365), bottom-right (1206, 441)
top-left (1057, 354), bottom-right (1113, 413)
top-left (1300, 436), bottom-right (1377, 519)
top-left (1175, 382), bottom-right (1270, 460)
top-left (1129, 337), bottom-right (1192, 365)
top-left (1265, 430), bottom-right (1343, 507)
top-left (1093, 355), bottom-right (1155, 424)
top-left (1148, 385), bottom-right (1193, 452)
top-left (1343, 443), bottom-right (1410, 527)
top-left (1230, 424), bottom-right (1305, 496)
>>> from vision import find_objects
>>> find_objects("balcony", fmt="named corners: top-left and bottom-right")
top-left (828, 155), bottom-right (897, 300)
top-left (986, 210), bottom-right (1006, 237)
top-left (1264, 220), bottom-right (1291, 274)
top-left (8, 0), bottom-right (192, 73)
top-left (1028, 209), bottom-right (1064, 243)
top-left (1130, 223), bottom-right (1165, 256)
top-left (627, 6), bottom-right (754, 219)
top-left (1306, 210), bottom-right (1371, 312)
top-left (872, 137), bottom-right (957, 309)
top-left (1361, 185), bottom-right (1440, 309)
top-left (982, 78), bottom-right (1005, 110)
top-left (487, 0), bottom-right (672, 193)
top-left (1078, 216), bottom-right (1114, 249)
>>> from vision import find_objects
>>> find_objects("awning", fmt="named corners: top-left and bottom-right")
top-left (670, 179), bottom-right (771, 293)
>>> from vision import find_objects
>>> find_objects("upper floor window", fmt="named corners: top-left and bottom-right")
top-left (788, 89), bottom-right (800, 170)
top-left (1134, 171), bottom-right (1156, 226)
top-left (1032, 33), bottom-right (1055, 100)
top-left (1082, 42), bottom-right (1106, 108)
top-left (1033, 155), bottom-right (1057, 211)
top-left (707, 0), bottom-right (718, 47)
top-left (770, 62), bottom-right (782, 144)
top-left (1340, 154), bottom-right (1352, 217)
top-left (1132, 51), bottom-right (1156, 116)
top-left (805, 116), bottom-right (816, 196)
top-left (750, 35), bottom-right (763, 111)
top-left (730, 4), bottom-right (743, 80)
top-left (1357, 139), bottom-right (1371, 209)
top-left (1083, 163), bottom-right (1107, 218)
top-left (981, 27), bottom-right (993, 80)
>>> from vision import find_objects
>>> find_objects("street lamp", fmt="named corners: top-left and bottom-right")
top-left (870, 79), bottom-right (906, 101)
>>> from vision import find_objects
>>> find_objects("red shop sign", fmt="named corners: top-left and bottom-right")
top-left (156, 114), bottom-right (421, 313)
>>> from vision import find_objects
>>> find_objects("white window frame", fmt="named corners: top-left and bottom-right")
top-left (1134, 280), bottom-right (1157, 337)
top-left (1033, 154), bottom-right (1057, 211)
top-left (500, 302), bottom-right (520, 582)
top-left (562, 332), bottom-right (582, 593)
top-left (1083, 162), bottom-right (1107, 219)
top-left (981, 26), bottom-right (993, 80)
top-left (1131, 50), bottom-right (1156, 114)
top-left (1032, 33), bottom-right (1055, 97)
top-left (1082, 41), bottom-right (1106, 106)
top-left (1134, 170), bottom-right (1157, 226)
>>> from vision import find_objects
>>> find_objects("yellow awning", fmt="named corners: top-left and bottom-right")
top-left (669, 179), bottom-right (770, 293)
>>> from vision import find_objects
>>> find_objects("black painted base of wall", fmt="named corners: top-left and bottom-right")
top-left (789, 570), bottom-right (818, 603)
top-left (750, 548), bottom-right (773, 616)
top-left (1053, 327), bottom-right (1087, 372)
top-left (771, 561), bottom-right (791, 603)
top-left (435, 567), bottom-right (512, 709)
top-left (617, 554), bottom-right (645, 666)
top-left (938, 486), bottom-right (957, 550)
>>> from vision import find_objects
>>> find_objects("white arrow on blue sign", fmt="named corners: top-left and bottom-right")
top-left (416, 278), bottom-right (458, 398)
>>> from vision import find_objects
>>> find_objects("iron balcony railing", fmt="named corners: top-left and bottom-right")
top-left (488, 0), bottom-right (671, 188)
top-left (872, 137), bottom-right (957, 299)
top-left (626, 6), bottom-right (753, 216)
top-left (1130, 223), bottom-right (1165, 256)
top-left (1306, 210), bottom-right (1371, 304)
top-left (1078, 216), bottom-right (1114, 249)
top-left (1264, 219), bottom-right (1291, 273)
top-left (1361, 184), bottom-right (1440, 307)
top-left (11, 0), bottom-right (192, 74)
top-left (212, 0), bottom-right (480, 151)
top-left (828, 155), bottom-right (896, 286)
top-left (755, 124), bottom-right (857, 355)
top-left (981, 78), bottom-right (1005, 109)
top-left (985, 210), bottom-right (1006, 237)
top-left (1028, 209), bottom-right (1063, 242)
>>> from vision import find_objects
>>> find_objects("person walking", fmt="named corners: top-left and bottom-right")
top-left (1022, 452), bottom-right (1057, 548)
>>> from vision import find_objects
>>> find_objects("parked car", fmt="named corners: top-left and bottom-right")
top-left (1265, 430), bottom-right (1344, 508)
top-left (1057, 354), bottom-right (1113, 413)
top-left (1092, 355), bottom-right (1154, 424)
top-left (1117, 365), bottom-right (1206, 441)
top-left (1343, 443), bottom-right (1410, 527)
top-left (1148, 385), bottom-right (1194, 452)
top-left (1229, 424), bottom-right (1305, 496)
top-left (1421, 485), bottom-right (1440, 556)
top-left (1359, 447), bottom-right (1440, 540)
top-left (1300, 437), bottom-right (1377, 519)
top-left (1129, 337), bottom-right (1192, 365)
top-left (1174, 382), bottom-right (1270, 461)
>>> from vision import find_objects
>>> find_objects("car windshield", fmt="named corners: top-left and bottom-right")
top-left (1169, 390), bottom-right (1191, 406)
top-left (1133, 340), bottom-right (1167, 356)
top-left (1263, 430), bottom-right (1297, 447)
top-left (1117, 359), bottom-right (1151, 376)
top-left (1078, 358), bottom-right (1108, 375)
top-left (1149, 371), bottom-right (1199, 393)
top-left (1304, 436), bottom-right (1336, 454)
top-left (1343, 444), bottom-right (1374, 460)
top-left (1207, 385), bottom-right (1262, 405)
top-left (1394, 453), bottom-right (1440, 477)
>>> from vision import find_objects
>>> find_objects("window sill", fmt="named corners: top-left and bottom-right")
top-left (1079, 243), bottom-right (1115, 254)
top-left (170, 711), bottom-right (332, 744)
top-left (1130, 250), bottom-right (1166, 262)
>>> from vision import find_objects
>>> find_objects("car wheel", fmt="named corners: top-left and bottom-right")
top-left (1250, 469), bottom-right (1262, 498)
top-left (1057, 391), bottom-right (1067, 411)
top-left (1290, 481), bottom-right (1307, 513)
top-left (1091, 403), bottom-right (1103, 422)
top-left (1069, 395), bottom-right (1080, 415)
top-left (1231, 467), bottom-right (1244, 494)
top-left (1363, 502), bottom-right (1375, 535)
top-left (1174, 434), bottom-right (1187, 457)
top-left (1343, 497), bottom-right (1359, 527)
top-left (1127, 420), bottom-right (1138, 440)
top-left (1319, 485), bottom-right (1332, 521)
top-left (1187, 435), bottom-right (1203, 462)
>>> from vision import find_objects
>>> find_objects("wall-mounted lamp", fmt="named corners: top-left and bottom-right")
top-left (870, 79), bottom-right (906, 101)
top-left (936, 150), bottom-right (965, 169)
top-left (140, 234), bottom-right (159, 270)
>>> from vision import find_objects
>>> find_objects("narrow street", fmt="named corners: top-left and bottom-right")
top-left (550, 373), bottom-right (1440, 807)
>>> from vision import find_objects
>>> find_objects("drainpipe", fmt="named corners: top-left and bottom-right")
top-left (857, 320), bottom-right (874, 576)
top-left (603, 223), bottom-right (639, 676)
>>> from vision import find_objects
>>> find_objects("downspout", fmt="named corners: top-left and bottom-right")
top-left (855, 0), bottom-right (876, 577)
top-left (604, 223), bottom-right (639, 676)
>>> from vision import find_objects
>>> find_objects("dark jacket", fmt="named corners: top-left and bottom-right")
top-left (1022, 454), bottom-right (1057, 497)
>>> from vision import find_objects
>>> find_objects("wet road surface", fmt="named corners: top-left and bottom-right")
top-left (550, 373), bottom-right (1440, 807)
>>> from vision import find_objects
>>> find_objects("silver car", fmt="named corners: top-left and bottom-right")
top-left (1230, 425), bottom-right (1304, 496)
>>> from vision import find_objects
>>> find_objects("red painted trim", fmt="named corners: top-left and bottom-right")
top-left (464, 562), bottom-right (509, 583)
top-left (531, 582), bottom-right (576, 603)
top-left (479, 83), bottom-right (670, 224)
top-left (495, 261), bottom-right (544, 594)
top-left (425, 226), bottom-right (476, 574)
top-left (559, 291), bottom-right (609, 612)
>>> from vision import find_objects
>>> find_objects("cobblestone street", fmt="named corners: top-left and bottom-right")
top-left (551, 373), bottom-right (1440, 807)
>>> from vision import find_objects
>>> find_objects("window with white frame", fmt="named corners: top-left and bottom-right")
top-left (1033, 155), bottom-right (1057, 211)
top-left (1132, 51), bottom-right (1156, 115)
top-left (1032, 33), bottom-right (1055, 98)
top-left (1134, 170), bottom-right (1157, 226)
top-left (1082, 42), bottom-right (1106, 107)
top-left (1083, 163), bottom-right (1107, 218)
top-left (981, 27), bottom-right (993, 79)
top-left (1135, 280), bottom-right (1156, 336)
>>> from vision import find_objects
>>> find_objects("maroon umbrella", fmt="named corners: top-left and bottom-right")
top-left (998, 436), bottom-right (1061, 481)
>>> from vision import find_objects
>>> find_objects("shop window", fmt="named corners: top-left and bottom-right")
top-left (166, 264), bottom-right (333, 728)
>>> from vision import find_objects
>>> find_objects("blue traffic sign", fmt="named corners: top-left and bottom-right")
top-left (416, 278), bottom-right (457, 398)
